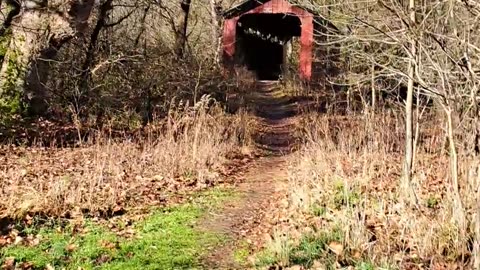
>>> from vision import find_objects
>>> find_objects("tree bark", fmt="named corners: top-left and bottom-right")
top-left (0, 0), bottom-right (95, 116)
top-left (174, 0), bottom-right (192, 59)
top-left (0, 0), bottom-right (20, 66)
top-left (371, 62), bottom-right (376, 112)
top-left (209, 0), bottom-right (221, 64)
top-left (401, 0), bottom-right (418, 205)
top-left (77, 0), bottom-right (113, 116)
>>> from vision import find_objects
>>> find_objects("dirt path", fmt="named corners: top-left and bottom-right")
top-left (201, 81), bottom-right (303, 269)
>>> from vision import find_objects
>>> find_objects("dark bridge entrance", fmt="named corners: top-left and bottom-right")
top-left (236, 13), bottom-right (301, 80)
top-left (222, 0), bottom-right (316, 81)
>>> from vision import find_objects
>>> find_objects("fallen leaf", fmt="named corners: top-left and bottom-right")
top-left (100, 240), bottom-right (117, 249)
top-left (95, 254), bottom-right (111, 265)
top-left (14, 236), bottom-right (23, 245)
top-left (19, 261), bottom-right (34, 270)
top-left (0, 238), bottom-right (8, 247)
top-left (1, 257), bottom-right (15, 270)
top-left (312, 260), bottom-right (326, 270)
top-left (65, 244), bottom-right (77, 252)
top-left (31, 236), bottom-right (40, 247)
top-left (152, 175), bottom-right (164, 181)
top-left (352, 249), bottom-right (362, 259)
top-left (328, 241), bottom-right (344, 255)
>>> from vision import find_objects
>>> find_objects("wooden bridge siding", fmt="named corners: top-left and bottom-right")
top-left (222, 0), bottom-right (314, 80)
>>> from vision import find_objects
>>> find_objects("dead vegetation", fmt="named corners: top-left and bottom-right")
top-left (0, 96), bottom-right (255, 222)
top-left (258, 109), bottom-right (479, 269)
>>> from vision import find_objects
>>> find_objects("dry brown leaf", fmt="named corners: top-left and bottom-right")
top-left (1, 257), bottom-right (15, 270)
top-left (328, 241), bottom-right (344, 255)
top-left (19, 262), bottom-right (34, 270)
top-left (14, 236), bottom-right (23, 245)
top-left (311, 260), bottom-right (326, 270)
top-left (351, 249), bottom-right (362, 260)
top-left (0, 238), bottom-right (8, 247)
top-left (65, 244), bottom-right (77, 252)
top-left (31, 236), bottom-right (40, 247)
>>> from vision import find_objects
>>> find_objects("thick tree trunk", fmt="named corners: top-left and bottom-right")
top-left (0, 0), bottom-right (20, 70)
top-left (0, 0), bottom-right (20, 36)
top-left (0, 0), bottom-right (95, 116)
top-left (174, 0), bottom-right (192, 59)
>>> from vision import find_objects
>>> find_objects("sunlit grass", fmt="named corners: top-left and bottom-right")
top-left (1, 188), bottom-right (233, 269)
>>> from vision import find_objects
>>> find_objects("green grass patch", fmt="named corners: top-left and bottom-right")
top-left (333, 180), bottom-right (360, 209)
top-left (233, 240), bottom-right (252, 265)
top-left (1, 188), bottom-right (232, 270)
top-left (289, 229), bottom-right (343, 268)
top-left (254, 227), bottom-right (384, 270)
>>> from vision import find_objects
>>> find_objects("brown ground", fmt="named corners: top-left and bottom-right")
top-left (201, 81), bottom-right (305, 269)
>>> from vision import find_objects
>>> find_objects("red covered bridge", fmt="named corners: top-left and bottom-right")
top-left (222, 0), bottom-right (339, 81)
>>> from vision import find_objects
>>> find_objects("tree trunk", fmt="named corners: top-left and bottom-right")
top-left (446, 108), bottom-right (466, 232)
top-left (371, 62), bottom-right (376, 112)
top-left (78, 0), bottom-right (113, 117)
top-left (209, 0), bottom-right (220, 64)
top-left (0, 0), bottom-right (20, 71)
top-left (0, 0), bottom-right (95, 116)
top-left (401, 0), bottom-right (417, 205)
top-left (174, 0), bottom-right (192, 59)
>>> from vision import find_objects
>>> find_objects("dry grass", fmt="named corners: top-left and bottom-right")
top-left (266, 110), bottom-right (479, 268)
top-left (0, 96), bottom-right (255, 219)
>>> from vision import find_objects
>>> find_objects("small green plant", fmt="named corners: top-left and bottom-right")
top-left (233, 241), bottom-right (251, 265)
top-left (0, 29), bottom-right (12, 59)
top-left (333, 181), bottom-right (360, 209)
top-left (311, 204), bottom-right (326, 217)
top-left (289, 229), bottom-right (343, 268)
top-left (254, 249), bottom-right (281, 267)
top-left (356, 261), bottom-right (375, 270)
top-left (426, 196), bottom-right (439, 209)
top-left (256, 227), bottom-right (344, 269)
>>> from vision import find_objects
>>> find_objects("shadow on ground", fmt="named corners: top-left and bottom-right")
top-left (248, 80), bottom-right (304, 154)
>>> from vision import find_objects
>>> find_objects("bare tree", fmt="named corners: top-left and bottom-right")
top-left (401, 0), bottom-right (418, 204)
top-left (174, 0), bottom-right (192, 58)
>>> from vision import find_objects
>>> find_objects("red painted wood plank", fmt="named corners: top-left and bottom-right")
top-left (222, 0), bottom-right (314, 80)
top-left (223, 17), bottom-right (238, 61)
top-left (299, 15), bottom-right (313, 80)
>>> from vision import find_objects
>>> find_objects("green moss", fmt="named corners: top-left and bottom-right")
top-left (1, 188), bottom-right (232, 270)
top-left (0, 30), bottom-right (11, 59)
top-left (0, 38), bottom-right (25, 117)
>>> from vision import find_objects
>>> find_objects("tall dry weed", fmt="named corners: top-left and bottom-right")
top-left (281, 111), bottom-right (476, 267)
top-left (0, 95), bottom-right (254, 218)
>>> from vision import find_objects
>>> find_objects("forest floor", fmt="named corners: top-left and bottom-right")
top-left (1, 80), bottom-right (470, 269)
top-left (0, 80), bottom-right (308, 269)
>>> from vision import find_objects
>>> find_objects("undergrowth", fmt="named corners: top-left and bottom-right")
top-left (0, 96), bottom-right (254, 219)
top-left (258, 111), bottom-right (478, 269)
top-left (1, 188), bottom-right (232, 269)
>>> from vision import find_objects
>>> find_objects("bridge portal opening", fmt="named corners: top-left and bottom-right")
top-left (236, 13), bottom-right (302, 80)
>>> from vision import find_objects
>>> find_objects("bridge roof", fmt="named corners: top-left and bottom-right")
top-left (223, 0), bottom-right (318, 19)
